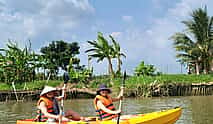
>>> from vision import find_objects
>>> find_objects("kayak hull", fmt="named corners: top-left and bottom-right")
top-left (17, 107), bottom-right (182, 124)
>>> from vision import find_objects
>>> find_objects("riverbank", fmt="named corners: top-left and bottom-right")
top-left (0, 74), bottom-right (213, 101)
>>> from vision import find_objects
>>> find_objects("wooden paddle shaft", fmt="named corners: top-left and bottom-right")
top-left (59, 84), bottom-right (66, 124)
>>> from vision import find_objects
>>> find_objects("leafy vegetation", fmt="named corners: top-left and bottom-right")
top-left (87, 74), bottom-right (213, 89)
top-left (171, 7), bottom-right (213, 75)
top-left (110, 35), bottom-right (126, 76)
top-left (1, 74), bottom-right (213, 91)
top-left (40, 40), bottom-right (80, 78)
top-left (134, 61), bottom-right (157, 76)
top-left (0, 40), bottom-right (87, 86)
top-left (68, 58), bottom-right (92, 83)
top-left (86, 32), bottom-right (126, 78)
top-left (0, 41), bottom-right (40, 83)
top-left (0, 80), bottom-right (62, 91)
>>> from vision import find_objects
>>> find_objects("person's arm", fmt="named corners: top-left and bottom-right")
top-left (56, 95), bottom-right (66, 101)
top-left (39, 101), bottom-right (70, 121)
top-left (56, 87), bottom-right (67, 101)
top-left (97, 101), bottom-right (121, 114)
top-left (111, 97), bottom-right (120, 102)
top-left (39, 101), bottom-right (59, 119)
top-left (112, 87), bottom-right (124, 102)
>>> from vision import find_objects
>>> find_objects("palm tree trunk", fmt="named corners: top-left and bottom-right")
top-left (107, 57), bottom-right (115, 78)
top-left (195, 62), bottom-right (200, 75)
top-left (203, 61), bottom-right (207, 74)
top-left (43, 68), bottom-right (45, 80)
top-left (210, 60), bottom-right (213, 72)
top-left (117, 57), bottom-right (121, 75)
top-left (187, 64), bottom-right (191, 74)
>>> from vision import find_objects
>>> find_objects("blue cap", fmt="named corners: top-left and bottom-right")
top-left (96, 84), bottom-right (111, 94)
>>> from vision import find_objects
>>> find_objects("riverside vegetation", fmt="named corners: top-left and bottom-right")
top-left (0, 74), bottom-right (213, 99)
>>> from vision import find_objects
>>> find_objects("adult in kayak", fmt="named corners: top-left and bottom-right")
top-left (94, 84), bottom-right (124, 120)
top-left (35, 86), bottom-right (83, 122)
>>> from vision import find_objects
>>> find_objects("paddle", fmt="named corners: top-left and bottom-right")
top-left (59, 69), bottom-right (70, 124)
top-left (117, 71), bottom-right (126, 124)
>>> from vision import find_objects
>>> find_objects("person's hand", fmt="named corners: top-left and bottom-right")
top-left (56, 87), bottom-right (67, 91)
top-left (56, 115), bottom-right (70, 122)
top-left (61, 117), bottom-right (71, 122)
top-left (119, 96), bottom-right (123, 100)
top-left (120, 86), bottom-right (124, 90)
top-left (114, 109), bottom-right (121, 114)
top-left (62, 86), bottom-right (66, 91)
top-left (56, 114), bottom-right (62, 120)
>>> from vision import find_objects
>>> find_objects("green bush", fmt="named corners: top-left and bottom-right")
top-left (0, 83), bottom-right (11, 90)
top-left (134, 61), bottom-right (157, 76)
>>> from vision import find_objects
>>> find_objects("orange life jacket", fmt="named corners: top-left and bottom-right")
top-left (94, 95), bottom-right (118, 120)
top-left (36, 96), bottom-right (59, 122)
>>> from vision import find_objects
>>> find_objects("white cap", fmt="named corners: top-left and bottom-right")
top-left (40, 86), bottom-right (57, 96)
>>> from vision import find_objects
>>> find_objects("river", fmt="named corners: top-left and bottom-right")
top-left (1, 96), bottom-right (213, 124)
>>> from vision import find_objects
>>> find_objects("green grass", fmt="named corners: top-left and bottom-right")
top-left (0, 80), bottom-right (62, 91)
top-left (0, 74), bottom-right (213, 91)
top-left (88, 74), bottom-right (213, 89)
top-left (0, 83), bottom-right (11, 90)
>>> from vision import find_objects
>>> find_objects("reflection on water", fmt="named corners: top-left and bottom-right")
top-left (191, 96), bottom-right (213, 124)
top-left (1, 96), bottom-right (213, 124)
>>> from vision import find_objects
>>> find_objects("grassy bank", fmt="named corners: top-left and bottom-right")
top-left (0, 74), bottom-right (213, 91)
top-left (88, 74), bottom-right (213, 97)
top-left (0, 80), bottom-right (62, 91)
top-left (89, 74), bottom-right (213, 88)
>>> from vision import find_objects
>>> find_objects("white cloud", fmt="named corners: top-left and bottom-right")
top-left (0, 0), bottom-right (94, 49)
top-left (122, 16), bottom-right (133, 22)
top-left (111, 32), bottom-right (122, 38)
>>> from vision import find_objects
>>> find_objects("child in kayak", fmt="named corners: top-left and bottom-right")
top-left (93, 84), bottom-right (124, 120)
top-left (36, 86), bottom-right (84, 122)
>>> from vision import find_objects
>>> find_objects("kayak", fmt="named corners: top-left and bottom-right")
top-left (16, 107), bottom-right (181, 124)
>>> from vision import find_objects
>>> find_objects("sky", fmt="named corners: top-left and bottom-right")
top-left (0, 0), bottom-right (213, 75)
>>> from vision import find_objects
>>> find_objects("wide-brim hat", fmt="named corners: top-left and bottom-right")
top-left (40, 86), bottom-right (57, 96)
top-left (96, 84), bottom-right (111, 94)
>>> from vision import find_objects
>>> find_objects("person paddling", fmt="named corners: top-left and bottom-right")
top-left (93, 84), bottom-right (124, 121)
top-left (36, 86), bottom-right (83, 122)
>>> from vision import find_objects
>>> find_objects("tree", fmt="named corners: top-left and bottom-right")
top-left (172, 33), bottom-right (201, 74)
top-left (171, 7), bottom-right (213, 74)
top-left (0, 41), bottom-right (38, 83)
top-left (0, 53), bottom-right (5, 82)
top-left (110, 35), bottom-right (126, 75)
top-left (134, 61), bottom-right (156, 76)
top-left (40, 40), bottom-right (80, 76)
top-left (86, 32), bottom-right (115, 77)
top-left (68, 57), bottom-right (92, 84)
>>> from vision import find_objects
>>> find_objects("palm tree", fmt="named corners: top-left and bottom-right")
top-left (172, 33), bottom-right (201, 74)
top-left (110, 35), bottom-right (126, 75)
top-left (0, 53), bottom-right (5, 82)
top-left (171, 7), bottom-right (213, 74)
top-left (86, 32), bottom-right (115, 77)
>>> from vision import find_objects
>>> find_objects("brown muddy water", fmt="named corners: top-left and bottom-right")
top-left (1, 96), bottom-right (213, 124)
